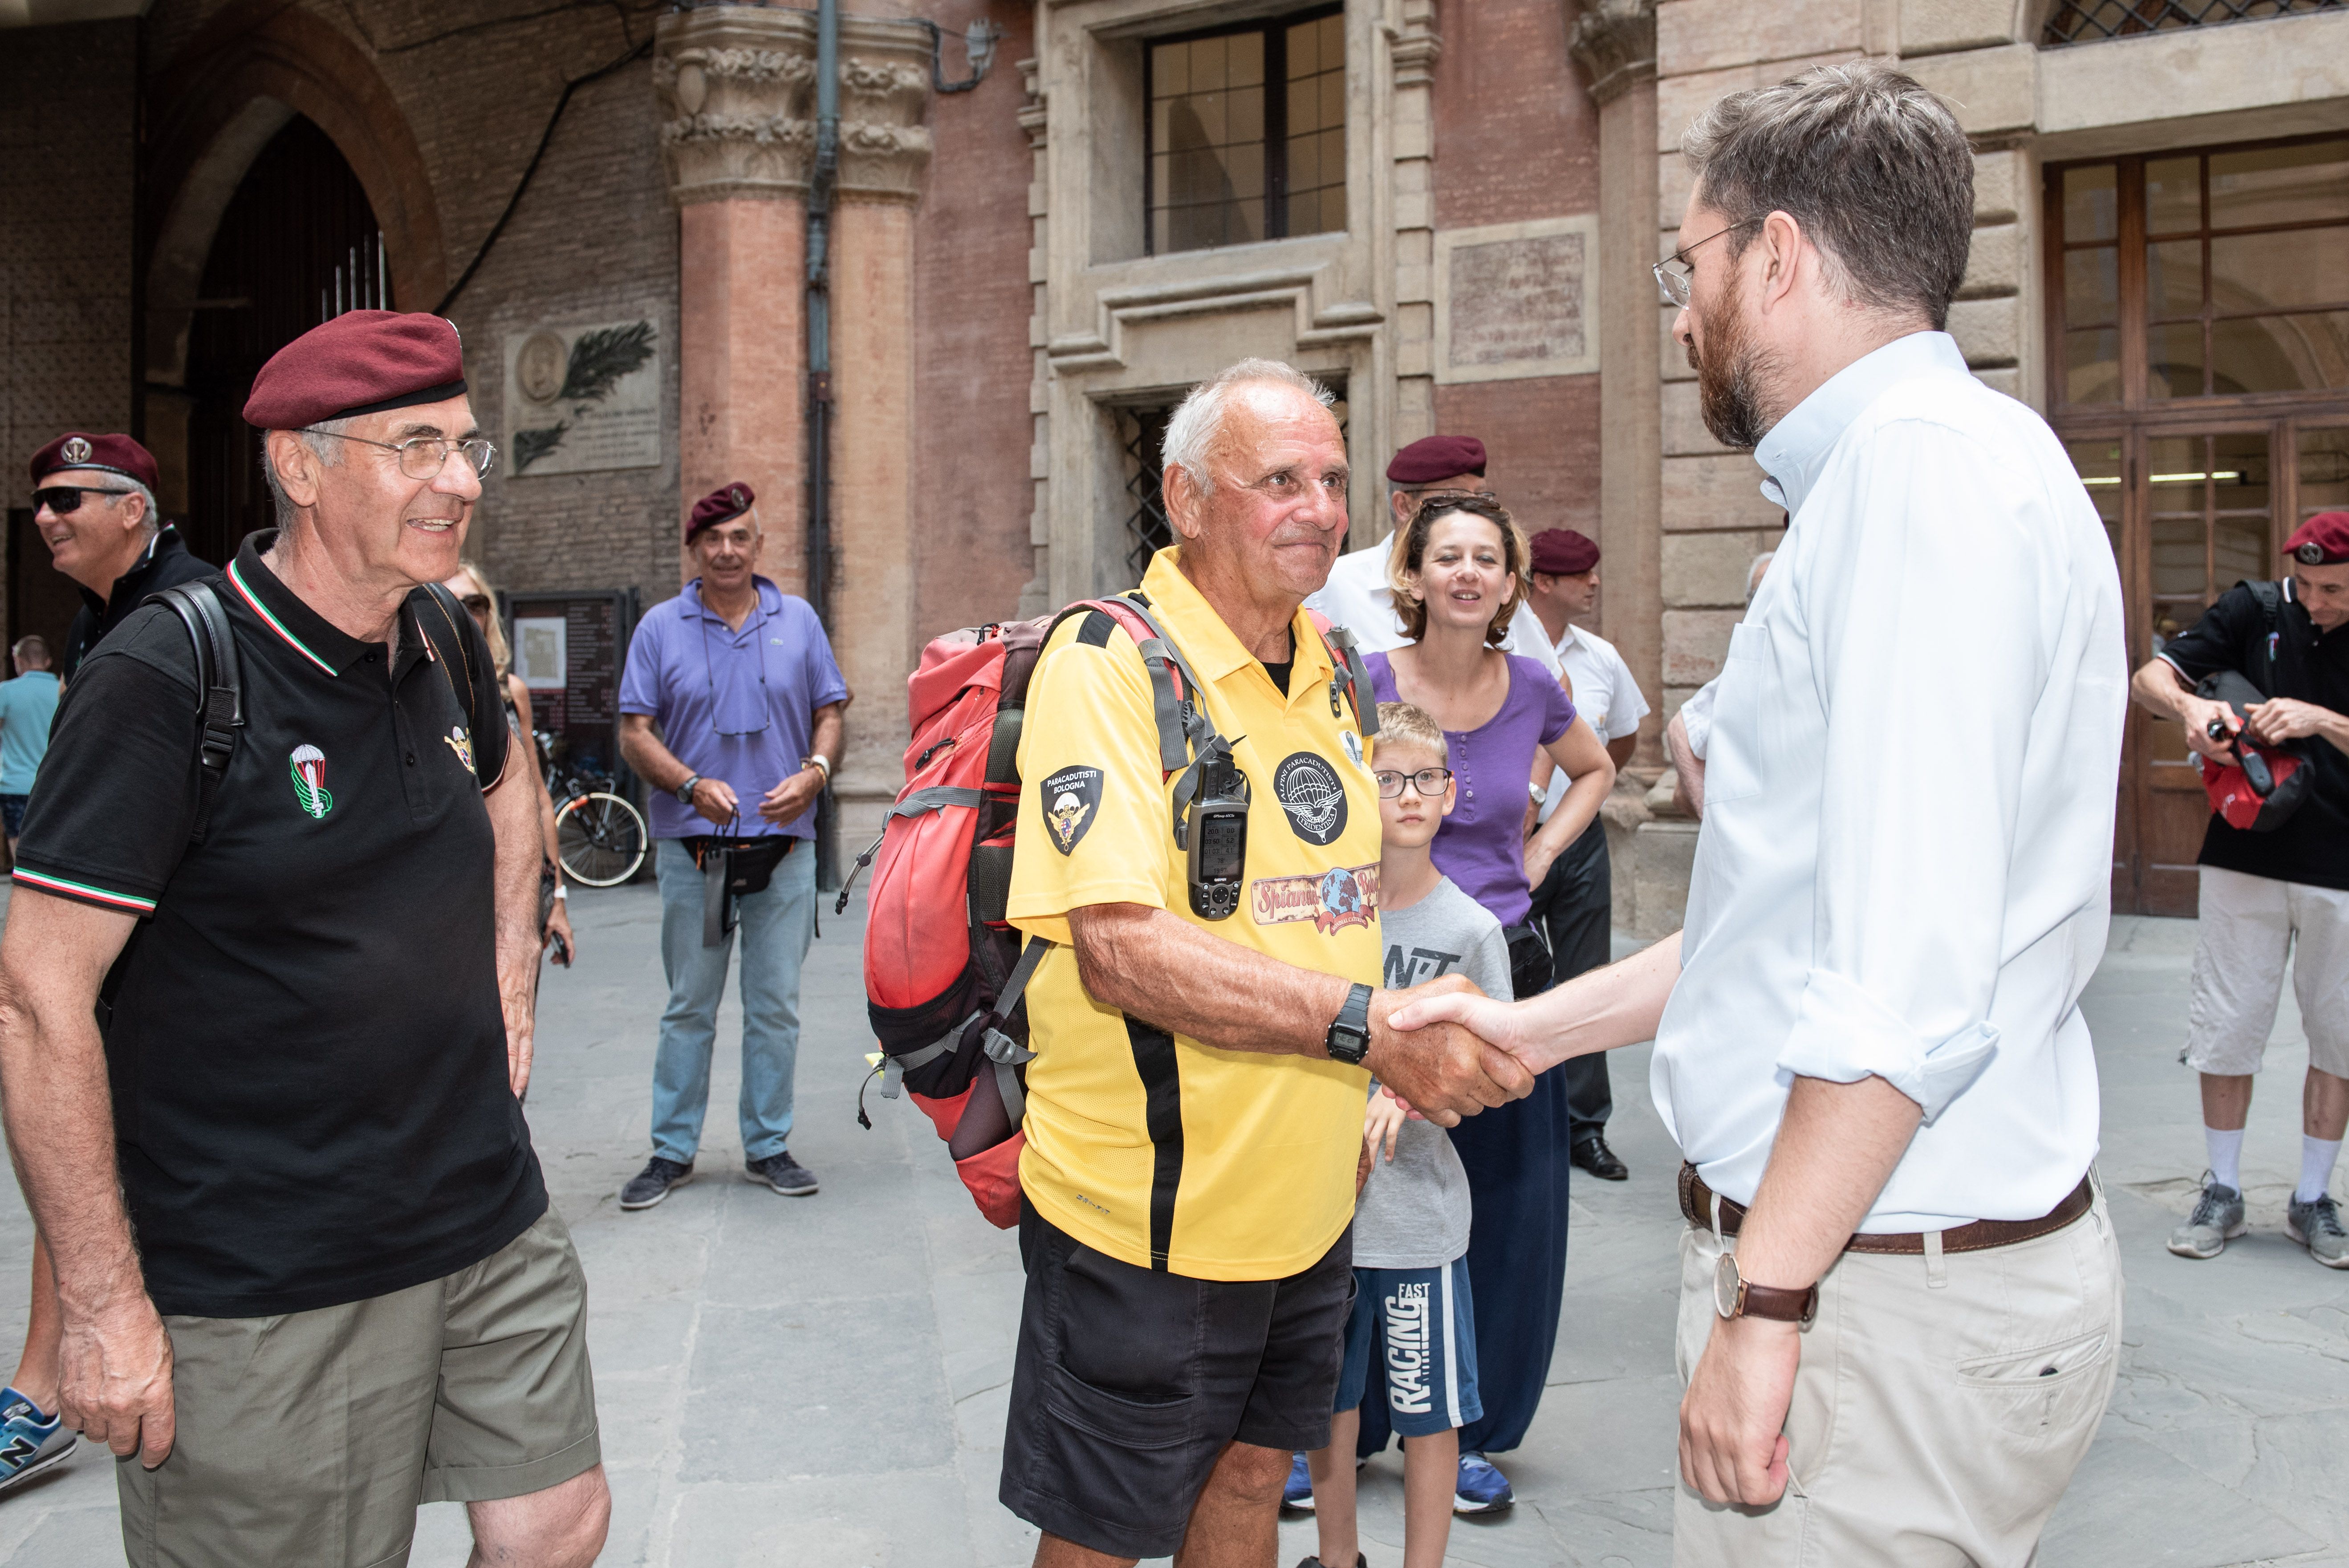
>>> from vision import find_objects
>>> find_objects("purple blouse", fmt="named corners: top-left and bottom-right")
top-left (1367, 650), bottom-right (1575, 926)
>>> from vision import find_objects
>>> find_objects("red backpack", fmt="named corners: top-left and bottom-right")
top-left (837, 591), bottom-right (1375, 1227)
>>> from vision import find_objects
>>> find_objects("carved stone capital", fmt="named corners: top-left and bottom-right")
top-left (655, 8), bottom-right (819, 203)
top-left (835, 19), bottom-right (937, 202)
top-left (1391, 0), bottom-right (1442, 89)
top-left (1568, 0), bottom-right (1657, 107)
top-left (1016, 56), bottom-right (1046, 150)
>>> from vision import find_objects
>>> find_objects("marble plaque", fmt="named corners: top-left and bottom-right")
top-left (1433, 215), bottom-right (1601, 384)
top-left (504, 318), bottom-right (661, 476)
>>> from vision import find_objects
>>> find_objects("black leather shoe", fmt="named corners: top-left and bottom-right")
top-left (1572, 1135), bottom-right (1629, 1182)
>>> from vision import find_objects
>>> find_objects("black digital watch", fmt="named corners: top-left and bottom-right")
top-left (1325, 982), bottom-right (1373, 1065)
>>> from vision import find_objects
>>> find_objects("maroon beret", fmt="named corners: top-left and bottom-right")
top-left (243, 310), bottom-right (467, 430)
top-left (31, 431), bottom-right (157, 491)
top-left (688, 481), bottom-right (755, 542)
top-left (2286, 511), bottom-right (2349, 567)
top-left (1386, 435), bottom-right (1487, 485)
top-left (1530, 528), bottom-right (1600, 576)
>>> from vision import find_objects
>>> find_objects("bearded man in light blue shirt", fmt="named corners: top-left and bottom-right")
top-left (1394, 61), bottom-right (2128, 1568)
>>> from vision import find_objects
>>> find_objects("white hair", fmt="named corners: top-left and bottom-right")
top-left (1745, 550), bottom-right (1776, 604)
top-left (259, 417), bottom-right (352, 526)
top-left (1160, 358), bottom-right (1335, 499)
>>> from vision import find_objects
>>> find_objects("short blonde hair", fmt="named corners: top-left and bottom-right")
top-left (1389, 494), bottom-right (1530, 648)
top-left (1374, 702), bottom-right (1449, 766)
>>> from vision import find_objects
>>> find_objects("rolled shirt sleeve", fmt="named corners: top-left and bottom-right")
top-left (1772, 420), bottom-right (2055, 1121)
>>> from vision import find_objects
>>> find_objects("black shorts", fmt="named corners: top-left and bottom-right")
top-left (998, 1198), bottom-right (1354, 1560)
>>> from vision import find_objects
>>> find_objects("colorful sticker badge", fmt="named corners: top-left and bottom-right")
top-left (443, 723), bottom-right (474, 772)
top-left (289, 744), bottom-right (333, 820)
top-left (1250, 862), bottom-right (1379, 934)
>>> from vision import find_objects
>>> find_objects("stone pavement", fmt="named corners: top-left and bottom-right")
top-left (0, 890), bottom-right (2345, 1566)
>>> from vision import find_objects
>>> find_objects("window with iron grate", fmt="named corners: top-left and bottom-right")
top-left (2041, 0), bottom-right (2341, 47)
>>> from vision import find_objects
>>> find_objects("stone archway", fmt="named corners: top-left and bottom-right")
top-left (142, 2), bottom-right (446, 431)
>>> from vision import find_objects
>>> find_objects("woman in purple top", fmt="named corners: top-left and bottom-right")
top-left (1359, 494), bottom-right (1614, 1497)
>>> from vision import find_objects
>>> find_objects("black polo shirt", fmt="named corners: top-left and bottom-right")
top-left (59, 524), bottom-right (215, 682)
top-left (12, 532), bottom-right (545, 1318)
top-left (2158, 578), bottom-right (2349, 892)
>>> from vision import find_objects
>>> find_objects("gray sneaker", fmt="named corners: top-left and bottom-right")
top-left (2166, 1174), bottom-right (2246, 1259)
top-left (620, 1156), bottom-right (694, 1210)
top-left (2285, 1193), bottom-right (2349, 1268)
top-left (747, 1150), bottom-right (819, 1196)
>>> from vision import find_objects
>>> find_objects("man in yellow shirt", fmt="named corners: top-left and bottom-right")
top-left (999, 359), bottom-right (1532, 1568)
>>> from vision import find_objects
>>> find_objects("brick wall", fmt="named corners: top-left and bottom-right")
top-left (1426, 0), bottom-right (1604, 543)
top-left (141, 1), bottom-right (681, 608)
top-left (910, 0), bottom-right (1041, 646)
top-left (1, 19), bottom-right (139, 647)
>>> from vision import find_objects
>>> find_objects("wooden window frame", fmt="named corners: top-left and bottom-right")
top-left (2043, 130), bottom-right (2349, 422)
top-left (1142, 4), bottom-right (1345, 258)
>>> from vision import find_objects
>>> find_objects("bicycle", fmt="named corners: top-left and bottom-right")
top-left (539, 731), bottom-right (649, 887)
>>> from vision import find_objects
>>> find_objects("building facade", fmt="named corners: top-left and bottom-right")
top-left (4, 0), bottom-right (2345, 914)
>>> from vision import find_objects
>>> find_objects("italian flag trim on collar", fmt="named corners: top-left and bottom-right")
top-left (227, 558), bottom-right (336, 674)
top-left (11, 869), bottom-right (157, 914)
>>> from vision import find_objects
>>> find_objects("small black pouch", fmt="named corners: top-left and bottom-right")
top-left (692, 831), bottom-right (794, 946)
top-left (1501, 920), bottom-right (1553, 1002)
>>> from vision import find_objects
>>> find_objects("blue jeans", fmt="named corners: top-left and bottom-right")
top-left (651, 836), bottom-right (815, 1164)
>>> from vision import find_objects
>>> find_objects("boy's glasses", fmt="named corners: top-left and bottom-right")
top-left (1373, 767), bottom-right (1454, 800)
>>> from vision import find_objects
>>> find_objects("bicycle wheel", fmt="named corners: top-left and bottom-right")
top-left (556, 791), bottom-right (649, 887)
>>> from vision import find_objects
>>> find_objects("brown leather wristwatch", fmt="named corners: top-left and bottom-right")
top-left (1714, 1251), bottom-right (1818, 1325)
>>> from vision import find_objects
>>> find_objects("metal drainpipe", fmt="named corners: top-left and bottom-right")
top-left (807, 0), bottom-right (842, 892)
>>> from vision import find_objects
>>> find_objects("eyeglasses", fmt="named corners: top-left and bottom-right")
top-left (1653, 217), bottom-right (1762, 308)
top-left (300, 428), bottom-right (498, 480)
top-left (459, 593), bottom-right (492, 615)
top-left (32, 486), bottom-right (133, 515)
top-left (1372, 767), bottom-right (1454, 800)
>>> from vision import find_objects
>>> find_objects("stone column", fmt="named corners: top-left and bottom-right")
top-left (1570, 0), bottom-right (1664, 769)
top-left (655, 11), bottom-right (817, 592)
top-left (828, 21), bottom-right (935, 849)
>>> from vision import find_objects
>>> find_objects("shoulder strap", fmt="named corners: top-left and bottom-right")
top-left (2250, 579), bottom-right (2284, 687)
top-left (1307, 610), bottom-right (1379, 738)
top-left (415, 582), bottom-right (492, 780)
top-left (145, 583), bottom-right (243, 844)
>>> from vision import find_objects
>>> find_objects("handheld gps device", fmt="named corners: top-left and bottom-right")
top-left (1186, 748), bottom-right (1251, 920)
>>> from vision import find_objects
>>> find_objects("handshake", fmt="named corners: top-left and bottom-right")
top-left (1356, 975), bottom-right (1538, 1127)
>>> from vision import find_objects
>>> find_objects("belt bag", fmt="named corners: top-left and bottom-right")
top-left (1500, 920), bottom-right (1552, 1002)
top-left (692, 834), bottom-right (795, 946)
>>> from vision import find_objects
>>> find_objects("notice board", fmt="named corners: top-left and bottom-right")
top-left (502, 588), bottom-right (640, 787)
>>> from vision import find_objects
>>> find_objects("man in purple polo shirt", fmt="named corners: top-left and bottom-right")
top-left (615, 482), bottom-right (850, 1210)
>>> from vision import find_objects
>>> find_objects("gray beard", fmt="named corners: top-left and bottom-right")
top-left (1691, 336), bottom-right (1777, 452)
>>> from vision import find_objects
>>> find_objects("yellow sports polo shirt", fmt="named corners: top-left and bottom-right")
top-left (1008, 547), bottom-right (1382, 1281)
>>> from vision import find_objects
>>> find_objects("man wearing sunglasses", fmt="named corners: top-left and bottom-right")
top-left (614, 481), bottom-right (849, 1213)
top-left (0, 310), bottom-right (608, 1568)
top-left (27, 432), bottom-right (212, 682)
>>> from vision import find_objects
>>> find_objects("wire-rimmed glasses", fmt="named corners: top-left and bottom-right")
top-left (300, 428), bottom-right (498, 480)
top-left (1652, 217), bottom-right (1762, 308)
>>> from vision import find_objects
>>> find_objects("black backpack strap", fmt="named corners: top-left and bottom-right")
top-left (2249, 579), bottom-right (2284, 687)
top-left (414, 582), bottom-right (493, 783)
top-left (146, 583), bottom-right (243, 844)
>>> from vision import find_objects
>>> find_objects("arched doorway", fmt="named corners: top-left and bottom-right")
top-left (183, 114), bottom-right (388, 567)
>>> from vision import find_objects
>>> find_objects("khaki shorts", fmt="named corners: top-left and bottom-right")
top-left (118, 1205), bottom-right (600, 1568)
top-left (2182, 865), bottom-right (2349, 1079)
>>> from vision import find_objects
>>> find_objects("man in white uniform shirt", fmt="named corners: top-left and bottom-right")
top-left (1391, 62), bottom-right (2127, 1566)
top-left (1305, 435), bottom-right (1561, 673)
top-left (1523, 528), bottom-right (1648, 1180)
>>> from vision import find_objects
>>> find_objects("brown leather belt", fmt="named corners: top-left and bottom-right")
top-left (1678, 1163), bottom-right (2094, 1257)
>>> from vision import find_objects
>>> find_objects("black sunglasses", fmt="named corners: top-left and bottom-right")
top-left (33, 485), bottom-right (134, 515)
top-left (459, 593), bottom-right (492, 614)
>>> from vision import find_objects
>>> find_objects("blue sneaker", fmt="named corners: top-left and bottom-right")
top-left (1454, 1450), bottom-right (1513, 1514)
top-left (1282, 1450), bottom-right (1314, 1512)
top-left (0, 1387), bottom-right (75, 1495)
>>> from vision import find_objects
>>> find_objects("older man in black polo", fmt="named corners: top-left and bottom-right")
top-left (0, 310), bottom-right (607, 1568)
top-left (26, 431), bottom-right (211, 681)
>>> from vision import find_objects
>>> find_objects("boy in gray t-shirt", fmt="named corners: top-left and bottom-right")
top-left (1297, 704), bottom-right (1506, 1568)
